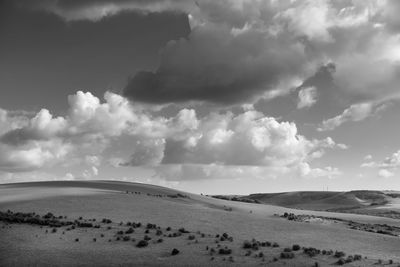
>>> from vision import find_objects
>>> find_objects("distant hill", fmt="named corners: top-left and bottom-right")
top-left (213, 190), bottom-right (398, 214)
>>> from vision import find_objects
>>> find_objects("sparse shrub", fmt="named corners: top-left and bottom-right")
top-left (273, 257), bottom-right (278, 262)
top-left (117, 230), bottom-right (124, 235)
top-left (258, 252), bottom-right (264, 257)
top-left (303, 247), bottom-right (320, 257)
top-left (345, 256), bottom-right (353, 263)
top-left (156, 229), bottom-right (163, 236)
top-left (93, 238), bottom-right (96, 242)
top-left (100, 234), bottom-right (104, 238)
top-left (188, 235), bottom-right (196, 240)
top-left (334, 251), bottom-right (346, 258)
top-left (166, 227), bottom-right (171, 231)
top-left (144, 235), bottom-right (151, 241)
top-left (145, 229), bottom-right (150, 234)
top-left (146, 223), bottom-right (156, 229)
top-left (284, 247), bottom-right (292, 252)
top-left (272, 242), bottom-right (279, 247)
top-left (353, 254), bottom-right (362, 261)
top-left (292, 244), bottom-right (301, 251)
top-left (123, 236), bottom-right (131, 241)
top-left (245, 250), bottom-right (252, 256)
top-left (126, 227), bottom-right (134, 234)
top-left (218, 247), bottom-right (232, 255)
top-left (136, 240), bottom-right (148, 248)
top-left (178, 227), bottom-right (189, 233)
top-left (157, 238), bottom-right (163, 243)
top-left (52, 228), bottom-right (57, 233)
top-left (75, 238), bottom-right (79, 242)
top-left (314, 262), bottom-right (319, 267)
top-left (336, 258), bottom-right (346, 265)
top-left (280, 252), bottom-right (295, 259)
top-left (171, 248), bottom-right (180, 255)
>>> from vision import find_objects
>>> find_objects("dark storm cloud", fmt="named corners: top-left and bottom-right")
top-left (0, 0), bottom-right (190, 112)
top-left (122, 21), bottom-right (311, 105)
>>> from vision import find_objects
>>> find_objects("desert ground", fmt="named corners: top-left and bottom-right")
top-left (0, 181), bottom-right (399, 266)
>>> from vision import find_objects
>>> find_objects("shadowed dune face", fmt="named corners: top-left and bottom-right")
top-left (0, 181), bottom-right (400, 266)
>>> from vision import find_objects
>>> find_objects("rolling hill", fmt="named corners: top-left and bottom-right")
top-left (1, 181), bottom-right (399, 266)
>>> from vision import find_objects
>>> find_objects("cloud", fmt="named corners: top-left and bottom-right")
top-left (159, 110), bottom-right (346, 167)
top-left (153, 162), bottom-right (341, 182)
top-left (17, 0), bottom-right (400, 107)
top-left (0, 91), bottom-right (137, 172)
top-left (317, 101), bottom-right (388, 131)
top-left (378, 169), bottom-right (394, 178)
top-left (361, 149), bottom-right (400, 178)
top-left (364, 154), bottom-right (373, 161)
top-left (297, 86), bottom-right (318, 109)
top-left (0, 91), bottom-right (343, 180)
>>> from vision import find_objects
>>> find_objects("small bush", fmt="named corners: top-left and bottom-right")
top-left (166, 227), bottom-right (171, 231)
top-left (188, 235), bottom-right (196, 240)
top-left (93, 238), bottom-right (96, 242)
top-left (272, 242), bottom-right (279, 247)
top-left (303, 247), bottom-right (320, 257)
top-left (353, 254), bottom-right (362, 261)
top-left (218, 247), bottom-right (232, 255)
top-left (123, 236), bottom-right (131, 241)
top-left (144, 235), bottom-right (151, 241)
top-left (136, 240), bottom-right (148, 248)
top-left (336, 258), bottom-right (345, 265)
top-left (283, 247), bottom-right (292, 252)
top-left (51, 228), bottom-right (57, 233)
top-left (178, 227), bottom-right (189, 233)
top-left (125, 228), bottom-right (134, 234)
top-left (75, 238), bottom-right (79, 242)
top-left (171, 248), bottom-right (180, 255)
top-left (292, 244), bottom-right (301, 251)
top-left (334, 251), bottom-right (346, 258)
top-left (156, 229), bottom-right (163, 236)
top-left (243, 240), bottom-right (254, 250)
top-left (280, 252), bottom-right (295, 259)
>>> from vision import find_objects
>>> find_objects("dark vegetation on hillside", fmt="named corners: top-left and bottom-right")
top-left (280, 212), bottom-right (400, 237)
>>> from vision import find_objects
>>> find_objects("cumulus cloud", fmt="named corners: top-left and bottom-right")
top-left (318, 101), bottom-right (388, 131)
top-left (0, 91), bottom-right (137, 172)
top-left (361, 149), bottom-right (400, 178)
top-left (0, 91), bottom-right (343, 181)
top-left (297, 86), bottom-right (318, 109)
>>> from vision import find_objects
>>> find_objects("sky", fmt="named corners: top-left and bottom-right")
top-left (0, 0), bottom-right (400, 194)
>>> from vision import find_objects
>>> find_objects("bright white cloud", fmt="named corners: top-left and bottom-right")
top-left (0, 91), bottom-right (343, 182)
